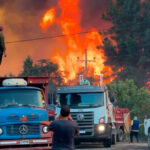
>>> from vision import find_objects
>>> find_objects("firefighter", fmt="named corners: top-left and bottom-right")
top-left (0, 26), bottom-right (6, 65)
top-left (130, 116), bottom-right (140, 143)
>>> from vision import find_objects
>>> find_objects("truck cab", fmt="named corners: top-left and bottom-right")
top-left (55, 84), bottom-right (116, 147)
top-left (0, 78), bottom-right (52, 149)
top-left (144, 117), bottom-right (150, 148)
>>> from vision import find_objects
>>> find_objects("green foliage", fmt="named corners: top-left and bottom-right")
top-left (108, 79), bottom-right (150, 121)
top-left (102, 0), bottom-right (150, 87)
top-left (19, 56), bottom-right (38, 76)
top-left (19, 56), bottom-right (62, 89)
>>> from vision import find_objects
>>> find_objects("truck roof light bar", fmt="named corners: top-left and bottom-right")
top-left (2, 78), bottom-right (27, 87)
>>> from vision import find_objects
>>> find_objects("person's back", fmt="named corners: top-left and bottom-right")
top-left (131, 116), bottom-right (140, 132)
top-left (49, 105), bottom-right (79, 150)
top-left (130, 116), bottom-right (140, 143)
top-left (131, 119), bottom-right (140, 132)
top-left (50, 120), bottom-right (78, 150)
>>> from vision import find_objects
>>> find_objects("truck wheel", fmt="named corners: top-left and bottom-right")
top-left (104, 139), bottom-right (111, 148)
top-left (148, 131), bottom-right (150, 149)
top-left (117, 129), bottom-right (124, 142)
top-left (112, 134), bottom-right (116, 145)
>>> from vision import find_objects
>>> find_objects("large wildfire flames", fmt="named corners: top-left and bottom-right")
top-left (40, 0), bottom-right (117, 85)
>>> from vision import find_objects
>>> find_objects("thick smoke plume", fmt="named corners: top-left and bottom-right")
top-left (79, 0), bottom-right (110, 30)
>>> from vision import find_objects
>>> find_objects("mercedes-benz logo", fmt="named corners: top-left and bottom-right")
top-left (19, 124), bottom-right (28, 135)
top-left (77, 113), bottom-right (84, 121)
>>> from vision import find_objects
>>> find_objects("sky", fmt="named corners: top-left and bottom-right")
top-left (0, 0), bottom-right (111, 76)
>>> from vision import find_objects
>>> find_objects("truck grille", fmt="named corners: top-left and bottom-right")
top-left (7, 115), bottom-right (39, 121)
top-left (6, 124), bottom-right (40, 136)
top-left (71, 112), bottom-right (94, 136)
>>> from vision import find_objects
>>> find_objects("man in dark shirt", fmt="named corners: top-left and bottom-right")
top-left (49, 105), bottom-right (79, 150)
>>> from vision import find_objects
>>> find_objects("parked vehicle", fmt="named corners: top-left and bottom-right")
top-left (144, 116), bottom-right (150, 148)
top-left (0, 77), bottom-right (52, 149)
top-left (55, 79), bottom-right (131, 147)
top-left (113, 108), bottom-right (131, 142)
top-left (55, 81), bottom-right (116, 147)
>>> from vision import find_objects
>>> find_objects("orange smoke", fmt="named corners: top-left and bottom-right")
top-left (40, 0), bottom-right (117, 85)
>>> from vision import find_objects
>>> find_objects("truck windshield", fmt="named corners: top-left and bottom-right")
top-left (57, 92), bottom-right (104, 108)
top-left (0, 89), bottom-right (45, 108)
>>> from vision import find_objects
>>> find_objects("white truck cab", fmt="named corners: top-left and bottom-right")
top-left (144, 117), bottom-right (150, 148)
top-left (55, 83), bottom-right (116, 147)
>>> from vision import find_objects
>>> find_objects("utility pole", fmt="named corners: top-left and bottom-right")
top-left (77, 49), bottom-right (96, 79)
top-left (85, 49), bottom-right (88, 79)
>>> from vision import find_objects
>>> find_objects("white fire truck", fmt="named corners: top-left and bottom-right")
top-left (144, 117), bottom-right (150, 148)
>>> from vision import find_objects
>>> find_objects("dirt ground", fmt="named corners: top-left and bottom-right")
top-left (76, 142), bottom-right (148, 150)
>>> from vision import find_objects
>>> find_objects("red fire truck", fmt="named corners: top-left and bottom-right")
top-left (113, 108), bottom-right (131, 142)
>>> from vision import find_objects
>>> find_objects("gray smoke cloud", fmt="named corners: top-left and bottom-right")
top-left (0, 0), bottom-right (111, 38)
top-left (79, 0), bottom-right (111, 30)
top-left (0, 0), bottom-right (60, 75)
top-left (0, 0), bottom-right (58, 38)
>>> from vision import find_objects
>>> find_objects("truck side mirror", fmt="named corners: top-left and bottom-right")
top-left (42, 100), bottom-right (47, 107)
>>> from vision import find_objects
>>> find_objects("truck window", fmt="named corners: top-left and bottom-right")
top-left (0, 89), bottom-right (45, 108)
top-left (57, 92), bottom-right (104, 108)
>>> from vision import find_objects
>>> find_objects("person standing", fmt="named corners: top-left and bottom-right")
top-left (130, 116), bottom-right (140, 143)
top-left (0, 26), bottom-right (6, 65)
top-left (48, 105), bottom-right (79, 150)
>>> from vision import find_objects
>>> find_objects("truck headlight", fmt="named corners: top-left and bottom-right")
top-left (42, 126), bottom-right (48, 133)
top-left (98, 124), bottom-right (105, 132)
top-left (0, 128), bottom-right (3, 135)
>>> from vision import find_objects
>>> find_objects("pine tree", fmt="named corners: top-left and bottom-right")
top-left (102, 0), bottom-right (150, 87)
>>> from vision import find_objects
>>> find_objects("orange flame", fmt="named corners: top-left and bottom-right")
top-left (40, 0), bottom-right (117, 85)
top-left (40, 8), bottom-right (56, 30)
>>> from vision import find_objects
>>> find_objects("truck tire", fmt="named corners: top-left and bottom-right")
top-left (104, 139), bottom-right (111, 148)
top-left (148, 131), bottom-right (150, 149)
top-left (117, 129), bottom-right (124, 142)
top-left (112, 134), bottom-right (116, 145)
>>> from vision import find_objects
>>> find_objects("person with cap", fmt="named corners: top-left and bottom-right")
top-left (0, 26), bottom-right (6, 65)
top-left (130, 116), bottom-right (140, 143)
top-left (48, 105), bottom-right (79, 150)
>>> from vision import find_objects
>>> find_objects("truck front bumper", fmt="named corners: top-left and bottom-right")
top-left (0, 138), bottom-right (52, 149)
top-left (75, 124), bottom-right (112, 142)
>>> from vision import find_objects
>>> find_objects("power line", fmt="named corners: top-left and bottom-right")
top-left (5, 18), bottom-right (150, 44)
top-left (5, 30), bottom-right (150, 53)
top-left (6, 31), bottom-right (91, 44)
